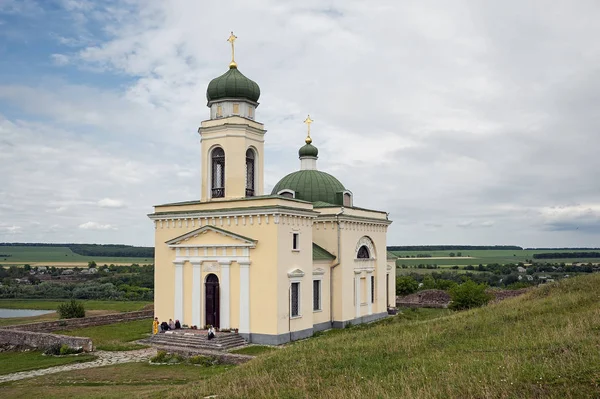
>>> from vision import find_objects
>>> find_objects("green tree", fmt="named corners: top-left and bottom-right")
top-left (57, 300), bottom-right (86, 319)
top-left (449, 280), bottom-right (492, 310)
top-left (396, 276), bottom-right (419, 296)
top-left (88, 261), bottom-right (97, 268)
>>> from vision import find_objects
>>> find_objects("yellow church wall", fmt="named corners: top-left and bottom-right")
top-left (275, 217), bottom-right (314, 336)
top-left (152, 206), bottom-right (294, 336)
top-left (312, 260), bottom-right (331, 327)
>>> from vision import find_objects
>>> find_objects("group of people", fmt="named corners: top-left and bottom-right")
top-left (152, 317), bottom-right (181, 334)
top-left (152, 317), bottom-right (217, 340)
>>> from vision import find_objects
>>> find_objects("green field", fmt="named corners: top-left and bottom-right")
top-left (0, 351), bottom-right (97, 376)
top-left (0, 299), bottom-right (150, 311)
top-left (0, 362), bottom-right (232, 398)
top-left (392, 249), bottom-right (600, 266)
top-left (0, 246), bottom-right (152, 265)
top-left (55, 319), bottom-right (152, 351)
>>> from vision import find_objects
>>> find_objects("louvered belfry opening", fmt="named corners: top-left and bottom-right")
top-left (211, 147), bottom-right (225, 198)
top-left (245, 148), bottom-right (255, 197)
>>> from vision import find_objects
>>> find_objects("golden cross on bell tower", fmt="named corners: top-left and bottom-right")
top-left (227, 31), bottom-right (238, 69)
top-left (304, 115), bottom-right (314, 144)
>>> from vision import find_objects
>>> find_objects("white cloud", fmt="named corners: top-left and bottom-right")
top-left (79, 222), bottom-right (117, 230)
top-left (51, 53), bottom-right (70, 66)
top-left (97, 198), bottom-right (125, 208)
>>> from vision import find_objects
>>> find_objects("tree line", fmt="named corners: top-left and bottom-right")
top-left (0, 243), bottom-right (154, 258)
top-left (532, 252), bottom-right (600, 259)
top-left (387, 245), bottom-right (523, 251)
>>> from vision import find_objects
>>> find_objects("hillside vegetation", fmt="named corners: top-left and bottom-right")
top-left (180, 275), bottom-right (600, 399)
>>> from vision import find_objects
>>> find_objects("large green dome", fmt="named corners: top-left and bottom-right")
top-left (206, 67), bottom-right (260, 103)
top-left (271, 170), bottom-right (346, 205)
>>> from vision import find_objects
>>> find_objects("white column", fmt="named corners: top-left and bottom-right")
top-left (174, 262), bottom-right (184, 322)
top-left (354, 270), bottom-right (361, 319)
top-left (366, 270), bottom-right (373, 316)
top-left (219, 261), bottom-right (231, 329)
top-left (239, 260), bottom-right (251, 334)
top-left (192, 262), bottom-right (201, 328)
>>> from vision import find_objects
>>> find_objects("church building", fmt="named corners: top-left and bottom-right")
top-left (149, 33), bottom-right (395, 345)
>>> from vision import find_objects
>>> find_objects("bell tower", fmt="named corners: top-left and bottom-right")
top-left (198, 32), bottom-right (266, 201)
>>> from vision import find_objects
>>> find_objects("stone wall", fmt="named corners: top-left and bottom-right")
top-left (396, 290), bottom-right (451, 308)
top-left (0, 329), bottom-right (93, 352)
top-left (3, 310), bottom-right (153, 333)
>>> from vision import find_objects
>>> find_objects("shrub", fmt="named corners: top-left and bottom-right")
top-left (396, 276), bottom-right (418, 296)
top-left (150, 351), bottom-right (184, 364)
top-left (59, 344), bottom-right (82, 355)
top-left (188, 355), bottom-right (218, 366)
top-left (44, 343), bottom-right (62, 356)
top-left (57, 299), bottom-right (85, 319)
top-left (449, 280), bottom-right (492, 310)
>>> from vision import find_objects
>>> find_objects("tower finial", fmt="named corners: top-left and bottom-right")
top-left (227, 31), bottom-right (238, 69)
top-left (303, 115), bottom-right (313, 144)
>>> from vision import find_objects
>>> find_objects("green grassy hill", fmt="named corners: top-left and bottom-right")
top-left (180, 275), bottom-right (600, 398)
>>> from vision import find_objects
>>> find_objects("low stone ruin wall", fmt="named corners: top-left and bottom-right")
top-left (0, 329), bottom-right (93, 352)
top-left (397, 289), bottom-right (451, 308)
top-left (154, 345), bottom-right (253, 365)
top-left (2, 310), bottom-right (153, 333)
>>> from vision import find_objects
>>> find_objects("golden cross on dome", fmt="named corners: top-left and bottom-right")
top-left (227, 31), bottom-right (238, 68)
top-left (304, 115), bottom-right (314, 144)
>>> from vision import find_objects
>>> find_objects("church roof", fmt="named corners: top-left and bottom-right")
top-left (313, 243), bottom-right (336, 261)
top-left (299, 143), bottom-right (318, 158)
top-left (271, 170), bottom-right (347, 205)
top-left (206, 67), bottom-right (260, 103)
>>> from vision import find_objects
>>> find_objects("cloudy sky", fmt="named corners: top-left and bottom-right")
top-left (0, 0), bottom-right (599, 248)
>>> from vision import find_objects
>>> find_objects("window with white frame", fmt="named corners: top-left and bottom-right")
top-left (292, 233), bottom-right (299, 250)
top-left (313, 280), bottom-right (321, 311)
top-left (291, 282), bottom-right (300, 317)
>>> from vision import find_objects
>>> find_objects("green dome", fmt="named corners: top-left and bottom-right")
top-left (299, 143), bottom-right (318, 158)
top-left (271, 170), bottom-right (346, 205)
top-left (206, 67), bottom-right (260, 103)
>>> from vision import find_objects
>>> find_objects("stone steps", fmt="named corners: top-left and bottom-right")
top-left (141, 332), bottom-right (247, 351)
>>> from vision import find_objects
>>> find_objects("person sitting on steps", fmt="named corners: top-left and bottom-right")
top-left (168, 319), bottom-right (175, 330)
top-left (207, 325), bottom-right (215, 340)
top-left (175, 319), bottom-right (181, 329)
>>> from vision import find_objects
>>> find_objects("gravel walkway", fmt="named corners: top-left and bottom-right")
top-left (0, 348), bottom-right (157, 383)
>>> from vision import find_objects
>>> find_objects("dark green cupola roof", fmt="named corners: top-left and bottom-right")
top-left (271, 170), bottom-right (346, 204)
top-left (206, 66), bottom-right (261, 103)
top-left (299, 143), bottom-right (318, 157)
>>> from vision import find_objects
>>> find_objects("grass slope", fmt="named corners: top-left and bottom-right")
top-left (180, 274), bottom-right (600, 399)
top-left (55, 318), bottom-right (153, 351)
top-left (0, 351), bottom-right (96, 376)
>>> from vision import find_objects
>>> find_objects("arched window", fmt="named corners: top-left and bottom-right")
top-left (245, 149), bottom-right (255, 197)
top-left (357, 245), bottom-right (370, 259)
top-left (211, 147), bottom-right (225, 198)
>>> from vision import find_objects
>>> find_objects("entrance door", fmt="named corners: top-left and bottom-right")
top-left (205, 274), bottom-right (220, 328)
top-left (386, 274), bottom-right (390, 307)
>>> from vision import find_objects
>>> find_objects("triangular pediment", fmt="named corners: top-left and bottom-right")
top-left (165, 225), bottom-right (257, 247)
top-left (287, 268), bottom-right (305, 278)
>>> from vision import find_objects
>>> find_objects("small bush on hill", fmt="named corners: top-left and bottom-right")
top-left (59, 344), bottom-right (82, 355)
top-left (396, 276), bottom-right (419, 295)
top-left (44, 343), bottom-right (62, 356)
top-left (57, 300), bottom-right (85, 319)
top-left (449, 280), bottom-right (492, 310)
